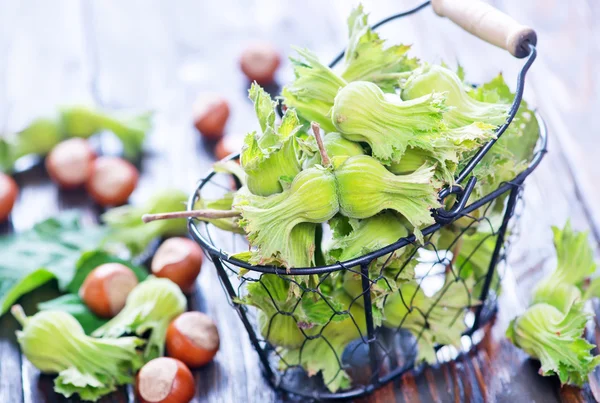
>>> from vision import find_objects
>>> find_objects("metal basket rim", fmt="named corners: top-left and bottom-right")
top-left (187, 112), bottom-right (547, 275)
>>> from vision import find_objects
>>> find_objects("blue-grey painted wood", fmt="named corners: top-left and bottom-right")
top-left (1, 1), bottom-right (599, 402)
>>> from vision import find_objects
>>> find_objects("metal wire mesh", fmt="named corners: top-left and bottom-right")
top-left (185, 2), bottom-right (546, 397)
top-left (187, 114), bottom-right (546, 399)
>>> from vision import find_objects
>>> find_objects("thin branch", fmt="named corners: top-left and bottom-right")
top-left (311, 122), bottom-right (330, 167)
top-left (142, 209), bottom-right (241, 223)
top-left (11, 305), bottom-right (27, 327)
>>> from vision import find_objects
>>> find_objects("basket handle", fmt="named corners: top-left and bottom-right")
top-left (430, 0), bottom-right (537, 58)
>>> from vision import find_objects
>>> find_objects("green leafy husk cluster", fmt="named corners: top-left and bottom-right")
top-left (507, 222), bottom-right (600, 386)
top-left (192, 4), bottom-right (541, 393)
top-left (12, 305), bottom-right (145, 402)
top-left (0, 189), bottom-right (193, 401)
top-left (12, 275), bottom-right (186, 401)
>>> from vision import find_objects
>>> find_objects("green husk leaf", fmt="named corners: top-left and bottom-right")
top-left (326, 212), bottom-right (415, 284)
top-left (282, 48), bottom-right (348, 133)
top-left (238, 274), bottom-right (346, 349)
top-left (458, 72), bottom-right (539, 221)
top-left (333, 155), bottom-right (440, 242)
top-left (235, 167), bottom-right (339, 268)
top-left (213, 160), bottom-right (247, 186)
top-left (238, 274), bottom-right (306, 348)
top-left (303, 132), bottom-right (364, 169)
top-left (468, 73), bottom-right (539, 165)
top-left (93, 277), bottom-right (186, 361)
top-left (507, 300), bottom-right (600, 386)
top-left (332, 81), bottom-right (446, 165)
top-left (341, 5), bottom-right (418, 91)
top-left (246, 223), bottom-right (317, 269)
top-left (37, 294), bottom-right (107, 335)
top-left (249, 82), bottom-right (277, 133)
top-left (241, 84), bottom-right (304, 196)
top-left (12, 307), bottom-right (144, 401)
top-left (533, 221), bottom-right (597, 310)
top-left (449, 228), bottom-right (500, 296)
top-left (388, 122), bottom-right (496, 185)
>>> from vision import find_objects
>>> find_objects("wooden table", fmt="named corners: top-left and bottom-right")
top-left (0, 1), bottom-right (599, 402)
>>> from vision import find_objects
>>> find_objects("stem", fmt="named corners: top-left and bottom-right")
top-left (11, 305), bottom-right (28, 327)
top-left (311, 122), bottom-right (330, 167)
top-left (142, 209), bottom-right (241, 223)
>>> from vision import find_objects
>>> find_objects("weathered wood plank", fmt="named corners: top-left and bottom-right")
top-left (1, 0), bottom-right (97, 402)
top-left (494, 0), bottom-right (600, 240)
top-left (1, 1), bottom-right (599, 402)
top-left (0, 315), bottom-right (23, 403)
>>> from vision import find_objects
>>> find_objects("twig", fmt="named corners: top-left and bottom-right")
top-left (11, 305), bottom-right (27, 327)
top-left (311, 122), bottom-right (330, 167)
top-left (142, 209), bottom-right (241, 223)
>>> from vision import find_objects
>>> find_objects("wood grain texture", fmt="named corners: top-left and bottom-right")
top-left (0, 1), bottom-right (599, 402)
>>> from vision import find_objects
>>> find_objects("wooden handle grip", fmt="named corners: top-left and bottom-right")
top-left (431, 0), bottom-right (537, 58)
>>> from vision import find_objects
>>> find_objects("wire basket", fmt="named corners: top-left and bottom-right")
top-left (188, 2), bottom-right (547, 400)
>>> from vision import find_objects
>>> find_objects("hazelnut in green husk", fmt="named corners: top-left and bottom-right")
top-left (12, 306), bottom-right (144, 401)
top-left (401, 64), bottom-right (508, 128)
top-left (332, 81), bottom-right (446, 165)
top-left (241, 84), bottom-right (303, 196)
top-left (303, 132), bottom-right (364, 169)
top-left (333, 154), bottom-right (440, 242)
top-left (235, 166), bottom-right (339, 268)
top-left (282, 48), bottom-right (348, 133)
top-left (388, 122), bottom-right (496, 185)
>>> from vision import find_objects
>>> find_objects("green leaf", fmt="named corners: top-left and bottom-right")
top-left (0, 117), bottom-right (64, 172)
top-left (1, 270), bottom-right (57, 315)
top-left (102, 189), bottom-right (188, 256)
top-left (0, 213), bottom-right (107, 315)
top-left (38, 294), bottom-right (107, 334)
top-left (61, 106), bottom-right (152, 160)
